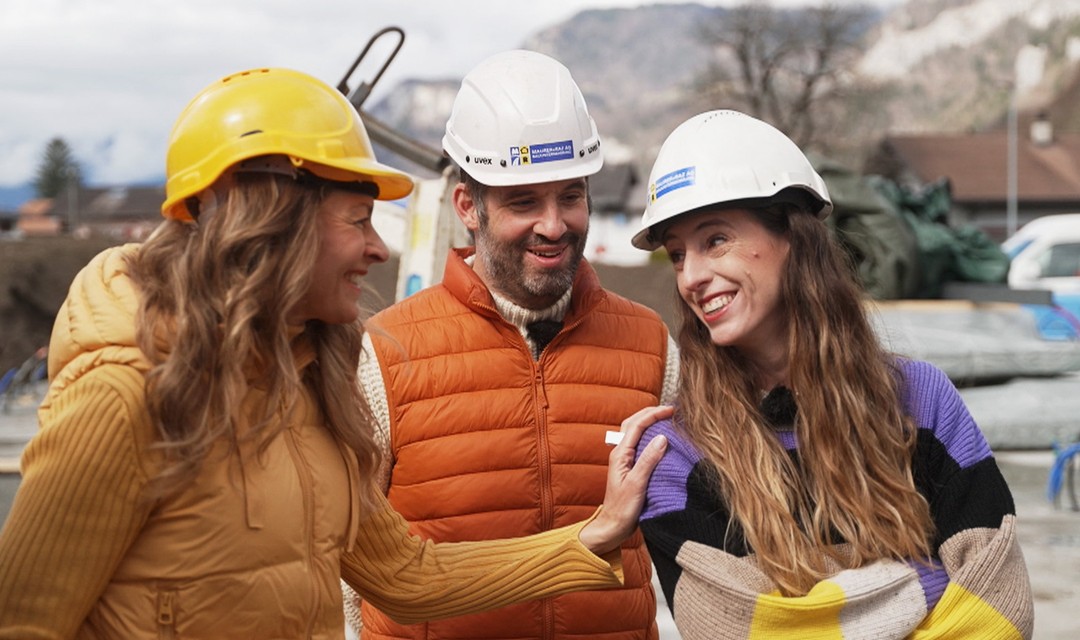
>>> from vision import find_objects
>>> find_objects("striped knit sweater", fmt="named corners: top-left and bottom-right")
top-left (634, 359), bottom-right (1034, 639)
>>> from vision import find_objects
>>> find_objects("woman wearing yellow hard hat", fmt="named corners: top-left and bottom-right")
top-left (0, 67), bottom-right (667, 638)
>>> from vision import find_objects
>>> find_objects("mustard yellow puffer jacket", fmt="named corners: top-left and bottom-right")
top-left (0, 246), bottom-right (625, 639)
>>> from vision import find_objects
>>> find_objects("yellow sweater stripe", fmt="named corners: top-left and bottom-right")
top-left (910, 582), bottom-right (1025, 640)
top-left (749, 581), bottom-right (845, 639)
top-left (743, 572), bottom-right (1026, 640)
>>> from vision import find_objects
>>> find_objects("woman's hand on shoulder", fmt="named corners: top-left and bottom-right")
top-left (578, 405), bottom-right (672, 555)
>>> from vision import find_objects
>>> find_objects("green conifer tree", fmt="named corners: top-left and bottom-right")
top-left (33, 138), bottom-right (82, 198)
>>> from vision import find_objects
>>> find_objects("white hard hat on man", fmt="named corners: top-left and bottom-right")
top-left (442, 50), bottom-right (603, 186)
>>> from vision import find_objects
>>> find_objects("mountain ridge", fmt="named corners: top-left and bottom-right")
top-left (9, 0), bottom-right (1080, 205)
top-left (369, 0), bottom-right (1080, 179)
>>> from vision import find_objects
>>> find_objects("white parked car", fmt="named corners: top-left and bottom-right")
top-left (1003, 214), bottom-right (1080, 340)
top-left (1003, 213), bottom-right (1080, 294)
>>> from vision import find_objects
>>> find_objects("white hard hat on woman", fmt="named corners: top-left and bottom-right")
top-left (632, 109), bottom-right (832, 250)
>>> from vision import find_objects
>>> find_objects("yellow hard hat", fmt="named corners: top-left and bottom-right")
top-left (162, 67), bottom-right (414, 221)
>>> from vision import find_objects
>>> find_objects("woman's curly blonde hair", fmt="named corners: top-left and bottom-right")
top-left (127, 173), bottom-right (382, 502)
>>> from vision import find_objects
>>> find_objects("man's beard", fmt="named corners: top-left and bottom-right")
top-left (474, 222), bottom-right (587, 309)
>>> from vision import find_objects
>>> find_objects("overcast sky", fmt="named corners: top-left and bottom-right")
top-left (0, 0), bottom-right (898, 191)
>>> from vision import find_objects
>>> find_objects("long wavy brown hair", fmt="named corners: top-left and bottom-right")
top-left (674, 203), bottom-right (934, 596)
top-left (126, 172), bottom-right (382, 501)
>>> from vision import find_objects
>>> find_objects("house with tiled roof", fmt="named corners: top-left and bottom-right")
top-left (865, 114), bottom-right (1080, 242)
top-left (15, 198), bottom-right (62, 237)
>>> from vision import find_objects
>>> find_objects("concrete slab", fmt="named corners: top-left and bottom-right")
top-left (961, 374), bottom-right (1080, 450)
top-left (870, 300), bottom-right (1080, 383)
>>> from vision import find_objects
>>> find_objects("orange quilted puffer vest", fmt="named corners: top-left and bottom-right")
top-left (360, 249), bottom-right (667, 640)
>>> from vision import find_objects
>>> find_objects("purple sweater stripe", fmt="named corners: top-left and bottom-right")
top-left (900, 359), bottom-right (992, 468)
top-left (637, 360), bottom-right (992, 521)
top-left (637, 419), bottom-right (698, 520)
top-left (776, 429), bottom-right (798, 451)
top-left (909, 557), bottom-right (949, 610)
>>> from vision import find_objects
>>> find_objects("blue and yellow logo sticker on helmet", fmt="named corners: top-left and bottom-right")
top-left (650, 166), bottom-right (696, 202)
top-left (510, 140), bottom-right (575, 166)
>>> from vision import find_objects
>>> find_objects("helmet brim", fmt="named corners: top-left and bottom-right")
top-left (299, 157), bottom-right (415, 201)
top-left (632, 188), bottom-right (833, 251)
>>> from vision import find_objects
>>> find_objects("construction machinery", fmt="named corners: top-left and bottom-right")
top-left (335, 26), bottom-right (467, 302)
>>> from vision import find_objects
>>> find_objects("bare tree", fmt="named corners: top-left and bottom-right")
top-left (694, 1), bottom-right (886, 157)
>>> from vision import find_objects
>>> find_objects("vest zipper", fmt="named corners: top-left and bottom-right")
top-left (531, 359), bottom-right (554, 531)
top-left (531, 354), bottom-right (559, 640)
top-left (476, 295), bottom-right (571, 640)
top-left (156, 590), bottom-right (177, 640)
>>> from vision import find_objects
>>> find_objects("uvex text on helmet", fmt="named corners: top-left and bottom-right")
top-left (632, 110), bottom-right (832, 250)
top-left (442, 50), bottom-right (602, 187)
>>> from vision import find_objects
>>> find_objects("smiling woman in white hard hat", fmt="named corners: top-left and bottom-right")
top-left (630, 110), bottom-right (1034, 640)
top-left (0, 66), bottom-right (666, 639)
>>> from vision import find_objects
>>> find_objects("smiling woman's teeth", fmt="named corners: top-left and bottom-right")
top-left (702, 294), bottom-right (734, 314)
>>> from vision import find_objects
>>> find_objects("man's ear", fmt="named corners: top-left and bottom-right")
top-left (452, 183), bottom-right (480, 231)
